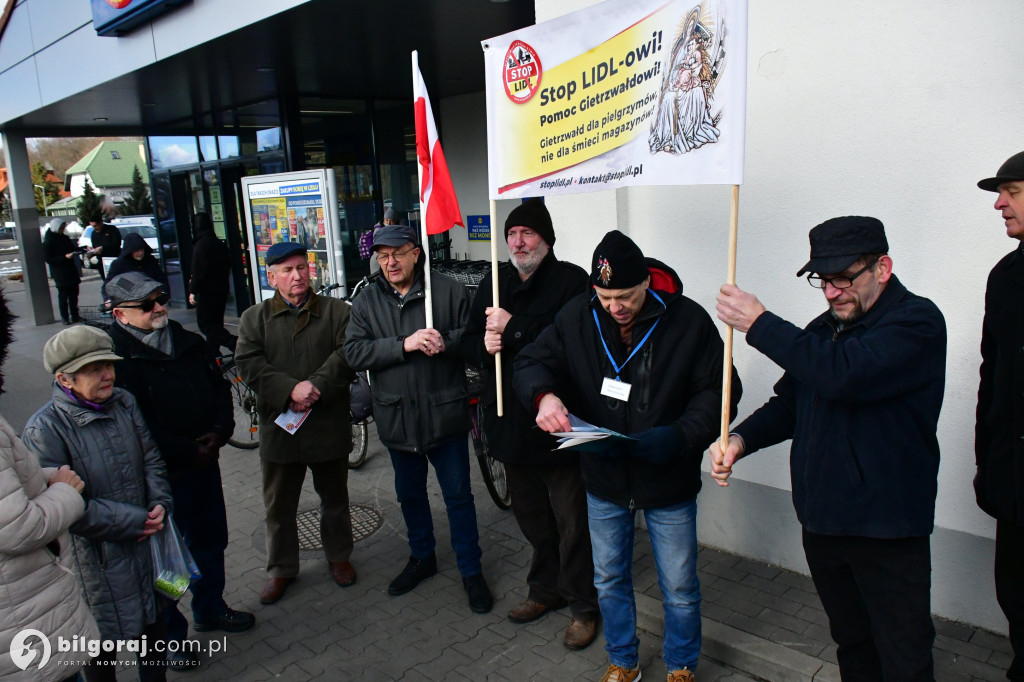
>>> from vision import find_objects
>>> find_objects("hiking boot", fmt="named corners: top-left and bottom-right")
top-left (563, 617), bottom-right (598, 650)
top-left (388, 553), bottom-right (437, 596)
top-left (666, 669), bottom-right (694, 682)
top-left (600, 664), bottom-right (641, 682)
top-left (508, 598), bottom-right (566, 623)
top-left (462, 573), bottom-right (493, 614)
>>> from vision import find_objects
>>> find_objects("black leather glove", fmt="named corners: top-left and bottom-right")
top-left (629, 426), bottom-right (679, 462)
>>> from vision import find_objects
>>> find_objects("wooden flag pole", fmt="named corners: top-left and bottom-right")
top-left (490, 199), bottom-right (504, 417)
top-left (720, 184), bottom-right (740, 453)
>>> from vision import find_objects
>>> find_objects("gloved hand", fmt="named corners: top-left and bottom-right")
top-left (629, 426), bottom-right (679, 463)
top-left (195, 432), bottom-right (224, 467)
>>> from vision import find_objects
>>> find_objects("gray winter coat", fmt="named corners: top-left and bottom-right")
top-left (0, 415), bottom-right (99, 680)
top-left (22, 386), bottom-right (173, 641)
top-left (344, 270), bottom-right (471, 453)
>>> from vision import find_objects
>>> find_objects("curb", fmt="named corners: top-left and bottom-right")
top-left (635, 592), bottom-right (841, 682)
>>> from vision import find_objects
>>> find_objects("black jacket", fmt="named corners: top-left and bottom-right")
top-left (344, 269), bottom-right (471, 453)
top-left (976, 246), bottom-right (1024, 524)
top-left (514, 259), bottom-right (740, 509)
top-left (42, 230), bottom-right (81, 287)
top-left (105, 233), bottom-right (168, 292)
top-left (734, 275), bottom-right (946, 538)
top-left (465, 253), bottom-right (589, 466)
top-left (90, 223), bottom-right (121, 263)
top-left (109, 320), bottom-right (234, 479)
top-left (189, 231), bottom-right (231, 299)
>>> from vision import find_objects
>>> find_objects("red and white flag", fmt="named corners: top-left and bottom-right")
top-left (412, 52), bottom-right (463, 235)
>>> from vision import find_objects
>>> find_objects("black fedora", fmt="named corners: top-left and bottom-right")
top-left (978, 151), bottom-right (1024, 192)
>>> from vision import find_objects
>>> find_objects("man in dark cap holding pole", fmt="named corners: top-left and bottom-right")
top-left (464, 198), bottom-right (597, 648)
top-left (975, 151), bottom-right (1024, 681)
top-left (711, 216), bottom-right (947, 681)
top-left (515, 230), bottom-right (738, 682)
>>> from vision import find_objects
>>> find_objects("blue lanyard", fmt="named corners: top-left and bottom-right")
top-left (591, 290), bottom-right (664, 381)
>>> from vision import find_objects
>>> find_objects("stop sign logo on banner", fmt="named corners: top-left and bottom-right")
top-left (503, 40), bottom-right (542, 103)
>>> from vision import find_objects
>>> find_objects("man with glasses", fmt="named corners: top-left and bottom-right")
top-left (975, 151), bottom-right (1024, 681)
top-left (345, 224), bottom-right (493, 615)
top-left (711, 216), bottom-right (947, 681)
top-left (106, 271), bottom-right (255, 668)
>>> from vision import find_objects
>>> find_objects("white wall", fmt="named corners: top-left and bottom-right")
top-left (442, 0), bottom-right (1024, 632)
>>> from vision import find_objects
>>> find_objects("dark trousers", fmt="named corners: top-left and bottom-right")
top-left (389, 436), bottom-right (483, 577)
top-left (802, 530), bottom-right (934, 681)
top-left (196, 292), bottom-right (236, 354)
top-left (163, 464), bottom-right (229, 641)
top-left (82, 620), bottom-right (167, 682)
top-left (996, 520), bottom-right (1024, 681)
top-left (261, 458), bottom-right (353, 577)
top-left (505, 461), bottom-right (598, 620)
top-left (56, 283), bottom-right (80, 322)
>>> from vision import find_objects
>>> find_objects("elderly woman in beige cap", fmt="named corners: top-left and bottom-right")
top-left (22, 325), bottom-right (174, 682)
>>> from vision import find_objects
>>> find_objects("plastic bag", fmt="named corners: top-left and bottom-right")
top-left (150, 516), bottom-right (201, 601)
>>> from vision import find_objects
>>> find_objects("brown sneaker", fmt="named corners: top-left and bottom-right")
top-left (667, 669), bottom-right (694, 682)
top-left (600, 664), bottom-right (641, 682)
top-left (563, 617), bottom-right (597, 650)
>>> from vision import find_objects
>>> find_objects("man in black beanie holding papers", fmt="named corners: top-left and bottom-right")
top-left (514, 229), bottom-right (740, 682)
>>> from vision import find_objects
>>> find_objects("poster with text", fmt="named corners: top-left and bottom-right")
top-left (482, 0), bottom-right (747, 199)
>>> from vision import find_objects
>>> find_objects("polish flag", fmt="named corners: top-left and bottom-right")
top-left (413, 53), bottom-right (464, 235)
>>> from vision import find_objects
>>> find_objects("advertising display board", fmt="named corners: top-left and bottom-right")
top-left (240, 170), bottom-right (348, 303)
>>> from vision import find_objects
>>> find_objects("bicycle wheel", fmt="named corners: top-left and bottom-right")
top-left (224, 367), bottom-right (260, 450)
top-left (349, 420), bottom-right (368, 469)
top-left (471, 403), bottom-right (511, 510)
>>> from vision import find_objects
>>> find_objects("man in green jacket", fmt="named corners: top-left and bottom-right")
top-left (236, 241), bottom-right (357, 605)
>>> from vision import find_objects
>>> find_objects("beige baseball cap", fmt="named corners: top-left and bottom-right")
top-left (43, 325), bottom-right (121, 374)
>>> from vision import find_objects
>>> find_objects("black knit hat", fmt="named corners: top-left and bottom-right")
top-left (505, 198), bottom-right (555, 246)
top-left (591, 230), bottom-right (649, 289)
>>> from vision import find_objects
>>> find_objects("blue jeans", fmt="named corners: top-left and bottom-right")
top-left (587, 493), bottom-right (701, 671)
top-left (389, 436), bottom-right (483, 577)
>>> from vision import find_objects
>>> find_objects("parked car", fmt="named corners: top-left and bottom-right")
top-left (0, 223), bottom-right (14, 240)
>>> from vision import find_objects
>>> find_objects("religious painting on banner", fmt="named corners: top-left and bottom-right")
top-left (482, 0), bottom-right (748, 199)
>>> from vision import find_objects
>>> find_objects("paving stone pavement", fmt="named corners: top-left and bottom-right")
top-left (0, 272), bottom-right (1013, 681)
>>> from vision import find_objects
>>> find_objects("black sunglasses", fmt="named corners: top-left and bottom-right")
top-left (118, 291), bottom-right (170, 312)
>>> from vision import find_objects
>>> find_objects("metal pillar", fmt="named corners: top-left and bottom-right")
top-left (2, 130), bottom-right (54, 326)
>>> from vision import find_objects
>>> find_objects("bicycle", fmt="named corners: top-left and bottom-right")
top-left (466, 366), bottom-right (511, 510)
top-left (218, 354), bottom-right (260, 450)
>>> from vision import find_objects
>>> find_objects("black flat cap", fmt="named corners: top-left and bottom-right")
top-left (978, 151), bottom-right (1024, 192)
top-left (796, 216), bottom-right (888, 277)
top-left (372, 224), bottom-right (418, 250)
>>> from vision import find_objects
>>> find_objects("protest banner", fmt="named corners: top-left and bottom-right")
top-left (482, 0), bottom-right (747, 199)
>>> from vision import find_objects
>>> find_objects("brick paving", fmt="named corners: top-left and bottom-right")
top-left (0, 267), bottom-right (1013, 681)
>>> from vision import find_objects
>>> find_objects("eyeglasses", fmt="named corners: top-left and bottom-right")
top-left (118, 292), bottom-right (170, 312)
top-left (376, 248), bottom-right (416, 264)
top-left (807, 258), bottom-right (879, 290)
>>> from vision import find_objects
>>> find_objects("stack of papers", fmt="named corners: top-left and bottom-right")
top-left (551, 414), bottom-right (635, 451)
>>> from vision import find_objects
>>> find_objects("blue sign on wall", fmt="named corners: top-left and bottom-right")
top-left (91, 0), bottom-right (190, 37)
top-left (467, 215), bottom-right (491, 242)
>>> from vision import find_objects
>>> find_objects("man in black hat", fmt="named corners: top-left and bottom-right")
top-left (515, 230), bottom-right (738, 682)
top-left (711, 216), bottom-right (947, 681)
top-left (464, 199), bottom-right (598, 648)
top-left (344, 225), bottom-right (494, 615)
top-left (236, 241), bottom-right (357, 606)
top-left (975, 152), bottom-right (1024, 681)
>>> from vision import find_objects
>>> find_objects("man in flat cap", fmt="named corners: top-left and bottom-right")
top-left (975, 152), bottom-right (1024, 681)
top-left (515, 230), bottom-right (739, 682)
top-left (236, 241), bottom-right (357, 605)
top-left (345, 224), bottom-right (493, 614)
top-left (712, 216), bottom-right (947, 681)
top-left (464, 198), bottom-right (597, 648)
top-left (106, 272), bottom-right (254, 664)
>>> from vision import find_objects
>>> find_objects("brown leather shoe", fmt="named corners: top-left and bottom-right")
top-left (259, 577), bottom-right (294, 605)
top-left (508, 598), bottom-right (564, 623)
top-left (329, 561), bottom-right (357, 587)
top-left (563, 617), bottom-right (598, 650)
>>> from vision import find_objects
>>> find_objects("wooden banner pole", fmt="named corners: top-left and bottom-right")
top-left (720, 184), bottom-right (740, 452)
top-left (490, 199), bottom-right (504, 417)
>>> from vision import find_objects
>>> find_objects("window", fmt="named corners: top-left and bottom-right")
top-left (110, 151), bottom-right (121, 159)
